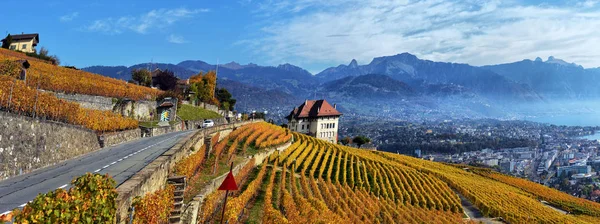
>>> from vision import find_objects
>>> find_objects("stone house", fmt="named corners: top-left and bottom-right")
top-left (286, 99), bottom-right (342, 143)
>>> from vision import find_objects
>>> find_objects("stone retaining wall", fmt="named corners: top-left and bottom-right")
top-left (0, 111), bottom-right (100, 180)
top-left (100, 129), bottom-right (142, 148)
top-left (53, 92), bottom-right (155, 120)
top-left (182, 140), bottom-right (292, 224)
top-left (114, 121), bottom-right (257, 223)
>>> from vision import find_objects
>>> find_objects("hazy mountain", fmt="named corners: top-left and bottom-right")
top-left (82, 63), bottom-right (196, 80)
top-left (483, 56), bottom-right (600, 99)
top-left (321, 74), bottom-right (414, 99)
top-left (175, 61), bottom-right (320, 102)
top-left (82, 66), bottom-right (129, 80)
top-left (217, 79), bottom-right (299, 110)
top-left (316, 53), bottom-right (541, 102)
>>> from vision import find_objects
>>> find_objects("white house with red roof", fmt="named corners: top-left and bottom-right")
top-left (286, 99), bottom-right (342, 143)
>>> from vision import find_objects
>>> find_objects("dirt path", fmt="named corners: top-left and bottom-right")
top-left (453, 189), bottom-right (505, 224)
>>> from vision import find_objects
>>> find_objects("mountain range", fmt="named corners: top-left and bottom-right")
top-left (82, 53), bottom-right (600, 121)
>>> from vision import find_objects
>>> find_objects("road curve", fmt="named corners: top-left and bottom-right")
top-left (0, 130), bottom-right (196, 215)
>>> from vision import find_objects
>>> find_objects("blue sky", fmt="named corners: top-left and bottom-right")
top-left (2, 0), bottom-right (600, 74)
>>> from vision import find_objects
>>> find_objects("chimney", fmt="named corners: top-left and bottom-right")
top-left (305, 99), bottom-right (308, 105)
top-left (317, 107), bottom-right (320, 113)
top-left (334, 103), bottom-right (337, 109)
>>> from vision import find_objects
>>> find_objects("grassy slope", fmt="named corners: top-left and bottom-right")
top-left (178, 104), bottom-right (222, 121)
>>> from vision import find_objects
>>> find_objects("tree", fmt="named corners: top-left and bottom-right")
top-left (189, 70), bottom-right (218, 105)
top-left (341, 136), bottom-right (351, 145)
top-left (39, 47), bottom-right (49, 57)
top-left (49, 55), bottom-right (60, 65)
top-left (1, 34), bottom-right (12, 49)
top-left (131, 69), bottom-right (152, 87)
top-left (352, 136), bottom-right (371, 148)
top-left (216, 88), bottom-right (236, 111)
top-left (154, 70), bottom-right (178, 91)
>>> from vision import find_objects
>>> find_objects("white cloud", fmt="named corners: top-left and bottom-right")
top-left (84, 8), bottom-right (209, 34)
top-left (59, 12), bottom-right (79, 22)
top-left (167, 34), bottom-right (189, 44)
top-left (244, 0), bottom-right (600, 70)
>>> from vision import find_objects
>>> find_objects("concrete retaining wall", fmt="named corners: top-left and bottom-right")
top-left (114, 121), bottom-right (257, 223)
top-left (0, 111), bottom-right (100, 180)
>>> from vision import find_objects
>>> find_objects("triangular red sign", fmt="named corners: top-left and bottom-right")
top-left (218, 171), bottom-right (238, 191)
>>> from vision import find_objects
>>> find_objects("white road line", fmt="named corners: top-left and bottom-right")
top-left (58, 184), bottom-right (68, 189)
top-left (110, 161), bottom-right (117, 165)
top-left (102, 165), bottom-right (110, 169)
top-left (19, 203), bottom-right (27, 207)
top-left (1, 211), bottom-right (11, 216)
top-left (94, 169), bottom-right (101, 173)
top-left (117, 158), bottom-right (123, 162)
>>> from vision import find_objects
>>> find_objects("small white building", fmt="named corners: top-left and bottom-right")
top-left (2, 33), bottom-right (39, 53)
top-left (286, 99), bottom-right (342, 143)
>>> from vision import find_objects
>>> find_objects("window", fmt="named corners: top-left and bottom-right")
top-left (307, 124), bottom-right (310, 129)
top-left (9, 45), bottom-right (16, 50)
top-left (321, 124), bottom-right (324, 129)
top-left (332, 123), bottom-right (335, 129)
top-left (22, 44), bottom-right (27, 49)
top-left (302, 125), bottom-right (304, 130)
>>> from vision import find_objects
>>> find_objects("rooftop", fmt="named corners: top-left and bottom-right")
top-left (286, 99), bottom-right (342, 119)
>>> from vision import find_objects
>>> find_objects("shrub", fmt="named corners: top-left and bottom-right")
top-left (132, 185), bottom-right (175, 224)
top-left (13, 173), bottom-right (118, 223)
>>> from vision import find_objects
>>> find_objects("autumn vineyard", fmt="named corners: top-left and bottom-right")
top-left (195, 123), bottom-right (600, 224)
top-left (6, 123), bottom-right (600, 223)
top-left (0, 48), bottom-right (161, 101)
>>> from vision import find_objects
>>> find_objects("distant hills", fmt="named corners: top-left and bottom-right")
top-left (483, 56), bottom-right (600, 99)
top-left (82, 53), bottom-right (600, 121)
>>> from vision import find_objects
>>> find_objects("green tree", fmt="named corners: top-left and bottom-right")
top-left (1, 34), bottom-right (12, 49)
top-left (216, 88), bottom-right (236, 111)
top-left (341, 136), bottom-right (351, 145)
top-left (154, 70), bottom-right (178, 91)
top-left (131, 69), bottom-right (152, 87)
top-left (352, 136), bottom-right (371, 148)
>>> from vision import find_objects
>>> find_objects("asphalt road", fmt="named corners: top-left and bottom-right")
top-left (0, 130), bottom-right (196, 215)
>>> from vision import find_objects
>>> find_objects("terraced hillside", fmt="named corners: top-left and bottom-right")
top-left (199, 129), bottom-right (600, 224)
top-left (0, 48), bottom-right (160, 100)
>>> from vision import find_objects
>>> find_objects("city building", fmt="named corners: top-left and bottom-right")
top-left (2, 33), bottom-right (39, 53)
top-left (286, 99), bottom-right (342, 143)
top-left (556, 165), bottom-right (592, 177)
top-left (500, 160), bottom-right (517, 173)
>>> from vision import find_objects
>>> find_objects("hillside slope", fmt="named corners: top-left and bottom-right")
top-left (1, 48), bottom-right (160, 100)
top-left (200, 127), bottom-right (600, 223)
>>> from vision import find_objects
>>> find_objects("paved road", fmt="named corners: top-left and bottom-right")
top-left (0, 130), bottom-right (196, 215)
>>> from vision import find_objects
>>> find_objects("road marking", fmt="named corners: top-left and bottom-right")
top-left (102, 165), bottom-right (110, 169)
top-left (58, 184), bottom-right (68, 189)
top-left (117, 158), bottom-right (123, 162)
top-left (94, 169), bottom-right (101, 173)
top-left (19, 203), bottom-right (27, 207)
top-left (110, 161), bottom-right (117, 165)
top-left (1, 211), bottom-right (11, 216)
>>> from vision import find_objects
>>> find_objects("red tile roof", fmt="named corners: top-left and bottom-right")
top-left (287, 99), bottom-right (342, 120)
